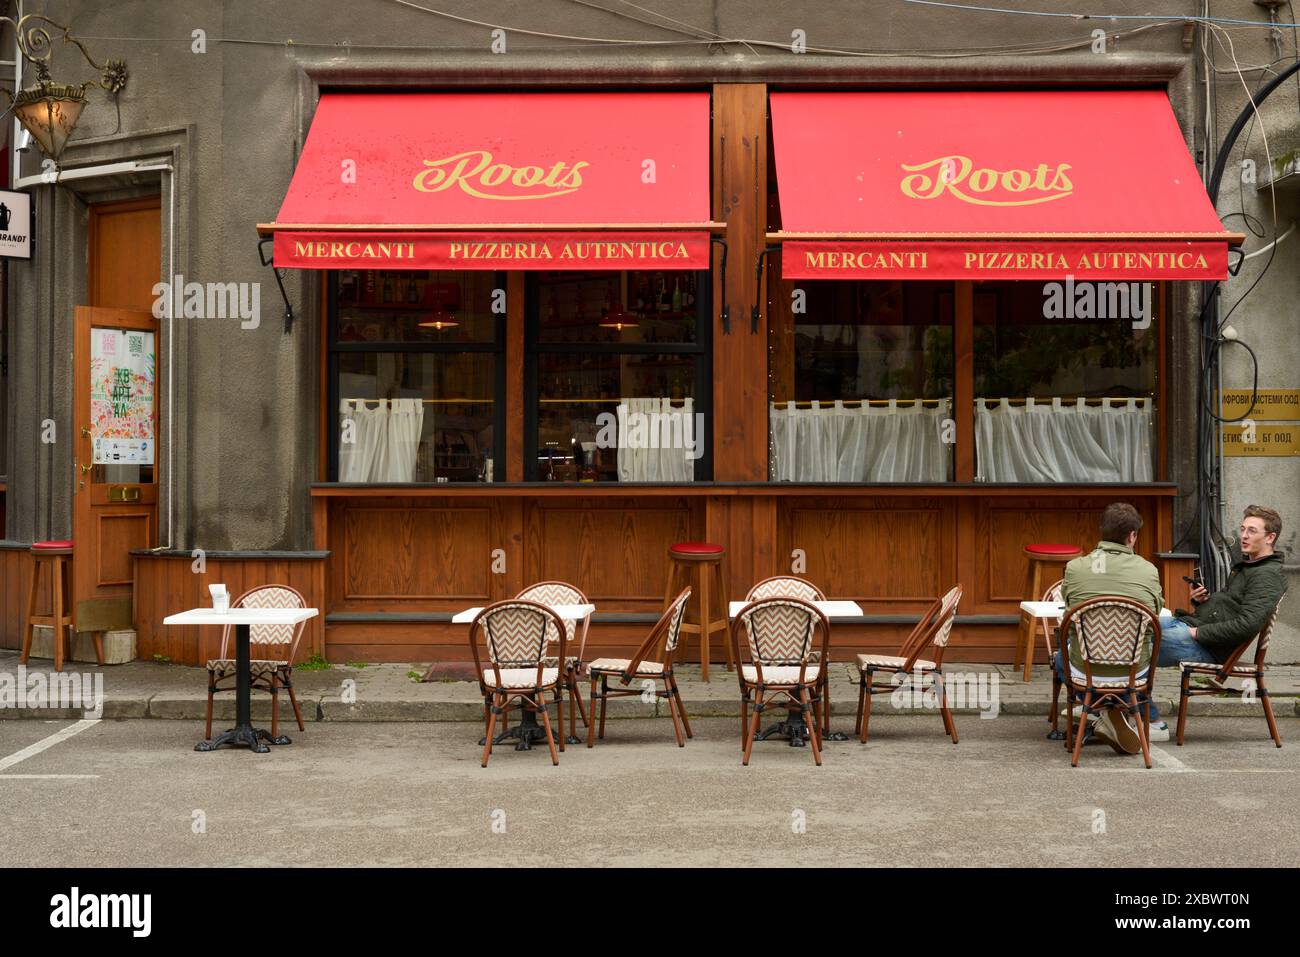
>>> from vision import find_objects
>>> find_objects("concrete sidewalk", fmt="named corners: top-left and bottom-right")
top-left (2, 649), bottom-right (1298, 724)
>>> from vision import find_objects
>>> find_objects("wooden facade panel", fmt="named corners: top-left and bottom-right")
top-left (95, 512), bottom-right (152, 584)
top-left (978, 499), bottom-right (1107, 605)
top-left (779, 498), bottom-right (952, 605)
top-left (343, 505), bottom-right (493, 601)
top-left (525, 498), bottom-right (695, 605)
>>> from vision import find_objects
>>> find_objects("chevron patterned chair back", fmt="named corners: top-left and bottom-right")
top-left (1067, 598), bottom-right (1155, 669)
top-left (745, 576), bottom-right (826, 603)
top-left (477, 601), bottom-right (556, 670)
top-left (217, 585), bottom-right (307, 660)
top-left (515, 580), bottom-right (587, 647)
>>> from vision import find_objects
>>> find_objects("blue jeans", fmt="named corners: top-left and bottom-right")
top-left (1054, 617), bottom-right (1218, 722)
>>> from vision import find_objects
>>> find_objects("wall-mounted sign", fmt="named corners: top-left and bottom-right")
top-left (0, 189), bottom-right (32, 260)
top-left (1220, 389), bottom-right (1300, 421)
top-left (1221, 423), bottom-right (1300, 456)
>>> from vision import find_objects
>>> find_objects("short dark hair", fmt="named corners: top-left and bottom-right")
top-left (1243, 505), bottom-right (1282, 542)
top-left (1100, 502), bottom-right (1143, 544)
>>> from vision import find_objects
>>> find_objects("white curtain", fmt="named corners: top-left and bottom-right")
top-left (974, 397), bottom-right (1153, 483)
top-left (338, 398), bottom-right (426, 483)
top-left (616, 397), bottom-right (697, 483)
top-left (769, 399), bottom-right (952, 482)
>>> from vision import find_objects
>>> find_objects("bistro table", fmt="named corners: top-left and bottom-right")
top-left (164, 606), bottom-right (320, 754)
top-left (728, 599), bottom-right (864, 746)
top-left (456, 602), bottom-right (596, 749)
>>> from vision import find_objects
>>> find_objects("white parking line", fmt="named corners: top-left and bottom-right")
top-left (1149, 746), bottom-right (1193, 772)
top-left (0, 719), bottom-right (100, 773)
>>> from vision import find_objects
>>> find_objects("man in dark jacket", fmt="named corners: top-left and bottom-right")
top-left (1149, 505), bottom-right (1288, 730)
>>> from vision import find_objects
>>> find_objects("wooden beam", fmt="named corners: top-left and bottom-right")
top-left (506, 271), bottom-right (525, 483)
top-left (954, 281), bottom-right (975, 483)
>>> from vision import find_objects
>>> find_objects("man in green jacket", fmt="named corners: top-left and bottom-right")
top-left (1156, 504), bottom-right (1288, 671)
top-left (1055, 502), bottom-right (1164, 748)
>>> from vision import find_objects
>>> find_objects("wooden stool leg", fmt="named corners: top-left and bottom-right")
top-left (1023, 560), bottom-right (1049, 681)
top-left (712, 559), bottom-right (732, 671)
top-left (698, 561), bottom-right (711, 682)
top-left (20, 557), bottom-right (40, 664)
top-left (53, 557), bottom-right (65, 673)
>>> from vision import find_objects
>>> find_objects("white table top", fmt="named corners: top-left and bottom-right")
top-left (1020, 601), bottom-right (1171, 619)
top-left (163, 607), bottom-right (319, 626)
top-left (730, 600), bottom-right (864, 619)
top-left (453, 603), bottom-right (595, 624)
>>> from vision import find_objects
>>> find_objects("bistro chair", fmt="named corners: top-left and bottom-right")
top-left (516, 580), bottom-right (592, 734)
top-left (204, 585), bottom-right (309, 741)
top-left (854, 585), bottom-right (962, 746)
top-left (744, 576), bottom-right (833, 735)
top-left (470, 599), bottom-right (568, 767)
top-left (1052, 597), bottom-right (1162, 769)
top-left (1038, 580), bottom-right (1064, 725)
top-left (1176, 596), bottom-right (1285, 748)
top-left (586, 588), bottom-right (691, 749)
top-left (733, 596), bottom-right (830, 766)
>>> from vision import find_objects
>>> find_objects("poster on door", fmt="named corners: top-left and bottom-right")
top-left (91, 327), bottom-right (155, 465)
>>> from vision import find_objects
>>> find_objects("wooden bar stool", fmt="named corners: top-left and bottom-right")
top-left (664, 541), bottom-right (732, 682)
top-left (1015, 543), bottom-right (1081, 682)
top-left (20, 541), bottom-right (78, 673)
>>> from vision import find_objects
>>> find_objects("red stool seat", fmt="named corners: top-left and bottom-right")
top-left (669, 542), bottom-right (724, 557)
top-left (1024, 543), bottom-right (1080, 557)
top-left (31, 540), bottom-right (73, 552)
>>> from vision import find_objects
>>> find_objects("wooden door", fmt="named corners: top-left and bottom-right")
top-left (72, 307), bottom-right (159, 632)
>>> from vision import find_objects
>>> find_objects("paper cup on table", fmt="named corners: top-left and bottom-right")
top-left (209, 583), bottom-right (230, 614)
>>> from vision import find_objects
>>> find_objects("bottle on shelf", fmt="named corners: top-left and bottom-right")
top-left (672, 277), bottom-right (683, 313)
top-left (406, 276), bottom-right (420, 304)
top-left (383, 275), bottom-right (394, 303)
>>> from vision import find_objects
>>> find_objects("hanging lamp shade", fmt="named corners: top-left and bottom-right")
top-left (12, 82), bottom-right (87, 160)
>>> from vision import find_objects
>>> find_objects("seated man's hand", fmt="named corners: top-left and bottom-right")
top-left (1190, 584), bottom-right (1209, 604)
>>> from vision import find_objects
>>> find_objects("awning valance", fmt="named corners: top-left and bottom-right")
top-left (261, 92), bottom-right (716, 270)
top-left (770, 91), bottom-right (1242, 280)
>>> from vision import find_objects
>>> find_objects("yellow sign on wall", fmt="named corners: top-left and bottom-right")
top-left (1221, 423), bottom-right (1300, 456)
top-left (1220, 389), bottom-right (1300, 421)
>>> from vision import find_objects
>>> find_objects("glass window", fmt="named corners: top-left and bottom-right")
top-left (767, 279), bottom-right (954, 482)
top-left (972, 280), bottom-right (1157, 483)
top-left (330, 270), bottom-right (503, 483)
top-left (529, 270), bottom-right (709, 482)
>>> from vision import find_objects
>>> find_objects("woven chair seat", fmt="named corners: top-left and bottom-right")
top-left (587, 657), bottom-right (665, 676)
top-left (856, 653), bottom-right (937, 672)
top-left (206, 658), bottom-right (286, 678)
top-left (1181, 661), bottom-right (1258, 675)
top-left (741, 664), bottom-right (819, 684)
top-left (1073, 674), bottom-right (1146, 689)
top-left (481, 667), bottom-right (559, 689)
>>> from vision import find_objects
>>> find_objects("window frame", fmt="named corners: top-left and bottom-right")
top-left (325, 269), bottom-right (507, 484)
top-left (523, 270), bottom-right (713, 483)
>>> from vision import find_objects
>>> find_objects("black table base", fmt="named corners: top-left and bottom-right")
top-left (195, 621), bottom-right (289, 754)
top-left (757, 703), bottom-right (848, 746)
top-left (196, 726), bottom-right (290, 753)
top-left (478, 709), bottom-right (562, 751)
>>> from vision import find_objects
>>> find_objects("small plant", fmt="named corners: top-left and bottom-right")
top-left (346, 662), bottom-right (370, 669)
top-left (296, 653), bottom-right (331, 671)
top-left (151, 653), bottom-right (171, 664)
top-left (406, 669), bottom-right (424, 683)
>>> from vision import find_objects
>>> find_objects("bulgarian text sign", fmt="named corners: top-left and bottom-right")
top-left (1221, 424), bottom-right (1300, 457)
top-left (1220, 389), bottom-right (1300, 422)
top-left (274, 231), bottom-right (710, 271)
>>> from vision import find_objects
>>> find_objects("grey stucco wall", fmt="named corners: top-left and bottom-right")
top-left (1205, 20), bottom-right (1300, 659)
top-left (7, 1), bottom-right (1295, 655)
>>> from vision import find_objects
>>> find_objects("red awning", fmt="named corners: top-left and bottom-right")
top-left (262, 92), bottom-right (715, 270)
top-left (771, 91), bottom-right (1241, 280)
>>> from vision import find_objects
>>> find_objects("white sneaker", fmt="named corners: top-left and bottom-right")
top-left (1147, 722), bottom-right (1170, 743)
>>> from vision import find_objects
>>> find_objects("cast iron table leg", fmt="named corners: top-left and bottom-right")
top-left (478, 700), bottom-right (559, 751)
top-left (195, 622), bottom-right (292, 753)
